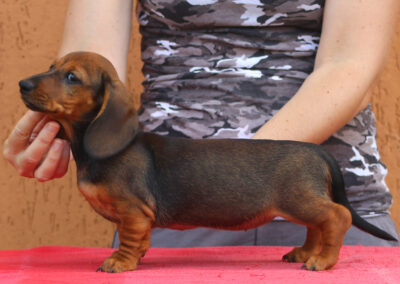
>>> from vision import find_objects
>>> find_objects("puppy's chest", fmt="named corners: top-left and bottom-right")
top-left (78, 182), bottom-right (119, 223)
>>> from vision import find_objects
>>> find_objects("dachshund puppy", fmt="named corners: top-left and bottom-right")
top-left (18, 52), bottom-right (396, 272)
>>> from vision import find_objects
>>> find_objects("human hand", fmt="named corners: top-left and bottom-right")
top-left (3, 111), bottom-right (71, 182)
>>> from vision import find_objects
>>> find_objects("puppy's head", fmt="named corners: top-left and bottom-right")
top-left (19, 51), bottom-right (138, 159)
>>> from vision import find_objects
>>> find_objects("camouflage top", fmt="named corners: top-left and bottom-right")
top-left (137, 0), bottom-right (392, 217)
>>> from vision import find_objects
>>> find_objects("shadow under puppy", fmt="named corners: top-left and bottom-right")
top-left (18, 52), bottom-right (397, 272)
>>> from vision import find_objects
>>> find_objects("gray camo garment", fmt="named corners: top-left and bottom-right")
top-left (138, 0), bottom-right (392, 218)
top-left (110, 0), bottom-right (400, 248)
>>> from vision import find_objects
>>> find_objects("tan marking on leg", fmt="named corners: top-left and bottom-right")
top-left (283, 227), bottom-right (322, 263)
top-left (302, 204), bottom-right (351, 271)
top-left (99, 209), bottom-right (153, 273)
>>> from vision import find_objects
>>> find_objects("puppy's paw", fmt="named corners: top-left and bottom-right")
top-left (282, 247), bottom-right (314, 263)
top-left (300, 255), bottom-right (337, 271)
top-left (97, 251), bottom-right (139, 273)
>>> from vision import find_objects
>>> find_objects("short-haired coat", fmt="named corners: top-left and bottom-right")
top-left (18, 52), bottom-right (396, 272)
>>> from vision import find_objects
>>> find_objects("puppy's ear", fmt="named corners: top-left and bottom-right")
top-left (83, 79), bottom-right (138, 159)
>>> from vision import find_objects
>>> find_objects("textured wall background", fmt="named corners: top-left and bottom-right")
top-left (370, 15), bottom-right (400, 238)
top-left (0, 1), bottom-right (399, 249)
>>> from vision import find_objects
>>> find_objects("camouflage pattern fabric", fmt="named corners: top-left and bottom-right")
top-left (137, 0), bottom-right (392, 217)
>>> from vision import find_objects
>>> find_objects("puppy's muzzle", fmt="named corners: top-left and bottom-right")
top-left (19, 79), bottom-right (49, 112)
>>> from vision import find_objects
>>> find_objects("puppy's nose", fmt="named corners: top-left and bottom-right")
top-left (19, 80), bottom-right (36, 94)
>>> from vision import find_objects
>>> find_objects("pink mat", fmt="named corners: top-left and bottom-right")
top-left (0, 246), bottom-right (398, 283)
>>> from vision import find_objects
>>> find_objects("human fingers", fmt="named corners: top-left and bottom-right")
top-left (15, 121), bottom-right (60, 178)
top-left (3, 111), bottom-right (45, 161)
top-left (30, 115), bottom-right (51, 143)
top-left (34, 139), bottom-right (65, 182)
top-left (52, 140), bottom-right (71, 179)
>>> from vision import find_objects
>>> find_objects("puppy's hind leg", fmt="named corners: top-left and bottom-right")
top-left (284, 201), bottom-right (351, 271)
top-left (302, 203), bottom-right (351, 270)
top-left (283, 227), bottom-right (322, 263)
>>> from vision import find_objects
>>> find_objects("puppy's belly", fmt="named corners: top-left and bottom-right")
top-left (163, 210), bottom-right (278, 231)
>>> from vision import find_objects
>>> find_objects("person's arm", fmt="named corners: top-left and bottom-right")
top-left (252, 0), bottom-right (399, 143)
top-left (3, 0), bottom-right (133, 181)
top-left (58, 0), bottom-right (133, 80)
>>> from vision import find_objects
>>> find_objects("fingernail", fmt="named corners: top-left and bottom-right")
top-left (52, 139), bottom-right (63, 151)
top-left (46, 122), bottom-right (59, 132)
top-left (35, 173), bottom-right (49, 182)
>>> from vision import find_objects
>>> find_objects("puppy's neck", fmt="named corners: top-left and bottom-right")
top-left (70, 122), bottom-right (92, 167)
top-left (49, 107), bottom-right (101, 165)
top-left (54, 118), bottom-right (73, 141)
top-left (49, 116), bottom-right (91, 167)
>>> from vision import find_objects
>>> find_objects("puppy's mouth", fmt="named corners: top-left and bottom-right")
top-left (20, 93), bottom-right (53, 113)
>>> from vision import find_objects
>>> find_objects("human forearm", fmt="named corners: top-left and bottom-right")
top-left (252, 0), bottom-right (399, 144)
top-left (252, 61), bottom-right (378, 143)
top-left (58, 0), bottom-right (133, 80)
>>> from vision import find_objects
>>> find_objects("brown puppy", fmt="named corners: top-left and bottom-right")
top-left (19, 52), bottom-right (396, 272)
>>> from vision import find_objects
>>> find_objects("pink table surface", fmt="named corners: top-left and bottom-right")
top-left (0, 245), bottom-right (398, 283)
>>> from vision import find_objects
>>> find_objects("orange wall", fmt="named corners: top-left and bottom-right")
top-left (0, 1), bottom-right (399, 249)
top-left (370, 14), bottom-right (400, 237)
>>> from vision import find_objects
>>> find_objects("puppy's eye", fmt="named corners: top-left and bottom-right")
top-left (66, 72), bottom-right (81, 84)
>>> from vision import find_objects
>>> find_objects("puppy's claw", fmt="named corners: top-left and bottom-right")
top-left (99, 252), bottom-right (139, 273)
top-left (303, 255), bottom-right (337, 271)
top-left (282, 253), bottom-right (297, 263)
top-left (301, 263), bottom-right (317, 271)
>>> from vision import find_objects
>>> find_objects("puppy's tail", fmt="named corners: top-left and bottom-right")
top-left (321, 149), bottom-right (398, 241)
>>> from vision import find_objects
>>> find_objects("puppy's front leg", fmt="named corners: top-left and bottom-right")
top-left (98, 210), bottom-right (152, 273)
